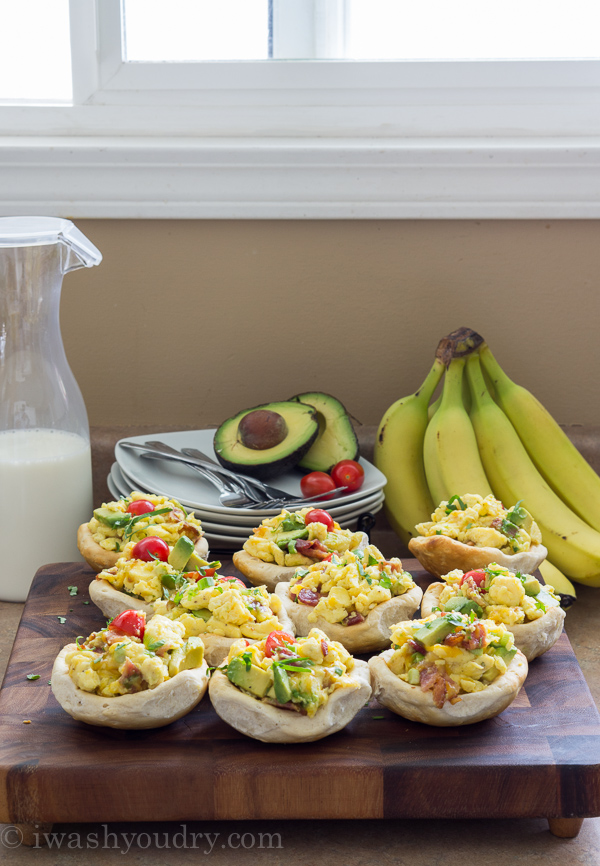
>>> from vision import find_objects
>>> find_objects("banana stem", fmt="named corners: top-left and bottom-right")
top-left (415, 357), bottom-right (445, 406)
top-left (441, 357), bottom-right (466, 409)
top-left (465, 353), bottom-right (492, 409)
top-left (436, 327), bottom-right (485, 366)
top-left (479, 344), bottom-right (514, 394)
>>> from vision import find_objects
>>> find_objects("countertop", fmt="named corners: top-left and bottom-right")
top-left (2, 426), bottom-right (600, 865)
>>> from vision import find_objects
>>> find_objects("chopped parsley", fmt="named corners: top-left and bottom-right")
top-left (26, 674), bottom-right (40, 681)
top-left (57, 616), bottom-right (66, 624)
top-left (67, 585), bottom-right (78, 596)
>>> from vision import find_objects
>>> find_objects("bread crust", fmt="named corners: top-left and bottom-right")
top-left (369, 647), bottom-right (527, 726)
top-left (209, 659), bottom-right (371, 743)
top-left (232, 532), bottom-right (369, 593)
top-left (421, 581), bottom-right (565, 661)
top-left (51, 644), bottom-right (209, 729)
top-left (77, 521), bottom-right (209, 573)
top-left (275, 581), bottom-right (423, 653)
top-left (88, 578), bottom-right (296, 666)
top-left (408, 534), bottom-right (547, 580)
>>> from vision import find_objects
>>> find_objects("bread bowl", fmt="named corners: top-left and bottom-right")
top-left (51, 612), bottom-right (209, 729)
top-left (232, 506), bottom-right (368, 591)
top-left (420, 563), bottom-right (565, 661)
top-left (78, 492), bottom-right (208, 572)
top-left (275, 545), bottom-right (422, 653)
top-left (408, 493), bottom-right (547, 579)
top-left (368, 613), bottom-right (528, 726)
top-left (209, 628), bottom-right (371, 743)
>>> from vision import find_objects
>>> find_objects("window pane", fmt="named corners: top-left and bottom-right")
top-left (346, 0), bottom-right (600, 60)
top-left (124, 0), bottom-right (269, 61)
top-left (0, 0), bottom-right (71, 102)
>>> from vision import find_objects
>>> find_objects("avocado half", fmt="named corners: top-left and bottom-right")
top-left (289, 392), bottom-right (359, 473)
top-left (214, 401), bottom-right (319, 479)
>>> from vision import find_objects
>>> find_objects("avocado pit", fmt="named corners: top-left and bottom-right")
top-left (238, 410), bottom-right (289, 451)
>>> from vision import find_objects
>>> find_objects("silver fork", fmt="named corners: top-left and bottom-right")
top-left (179, 446), bottom-right (296, 501)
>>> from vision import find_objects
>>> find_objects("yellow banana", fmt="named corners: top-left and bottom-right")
top-left (423, 357), bottom-right (493, 506)
top-left (466, 353), bottom-right (600, 586)
top-left (480, 343), bottom-right (600, 533)
top-left (538, 560), bottom-right (576, 605)
top-left (374, 358), bottom-right (445, 546)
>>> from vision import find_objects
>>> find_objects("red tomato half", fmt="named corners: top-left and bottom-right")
top-left (264, 631), bottom-right (295, 657)
top-left (460, 570), bottom-right (486, 587)
top-left (131, 536), bottom-right (170, 562)
top-left (110, 609), bottom-right (146, 639)
top-left (300, 472), bottom-right (336, 499)
top-left (217, 576), bottom-right (246, 589)
top-left (304, 509), bottom-right (335, 531)
top-left (330, 459), bottom-right (365, 492)
top-left (127, 499), bottom-right (155, 516)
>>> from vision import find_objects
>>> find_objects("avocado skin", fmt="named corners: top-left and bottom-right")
top-left (214, 401), bottom-right (319, 480)
top-left (289, 392), bottom-right (359, 472)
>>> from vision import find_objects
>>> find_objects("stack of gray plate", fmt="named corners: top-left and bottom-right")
top-left (108, 429), bottom-right (386, 550)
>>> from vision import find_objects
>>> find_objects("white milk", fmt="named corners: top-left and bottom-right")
top-left (0, 429), bottom-right (93, 601)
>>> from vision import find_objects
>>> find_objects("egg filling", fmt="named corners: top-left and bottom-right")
top-left (97, 553), bottom-right (218, 604)
top-left (386, 612), bottom-right (519, 708)
top-left (437, 563), bottom-right (561, 625)
top-left (65, 615), bottom-right (204, 697)
top-left (288, 545), bottom-right (415, 626)
top-left (153, 575), bottom-right (286, 641)
top-left (88, 492), bottom-right (203, 553)
top-left (415, 493), bottom-right (542, 554)
top-left (243, 507), bottom-right (364, 567)
top-left (222, 628), bottom-right (357, 717)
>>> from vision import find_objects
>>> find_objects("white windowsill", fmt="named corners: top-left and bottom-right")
top-left (2, 134), bottom-right (600, 219)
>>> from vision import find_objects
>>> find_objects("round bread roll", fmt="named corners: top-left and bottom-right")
top-left (421, 582), bottom-right (565, 661)
top-left (51, 644), bottom-right (209, 729)
top-left (408, 534), bottom-right (547, 580)
top-left (88, 578), bottom-right (296, 666)
top-left (78, 522), bottom-right (209, 573)
top-left (232, 532), bottom-right (369, 593)
top-left (209, 659), bottom-right (371, 743)
top-left (369, 646), bottom-right (528, 726)
top-left (275, 581), bottom-right (423, 653)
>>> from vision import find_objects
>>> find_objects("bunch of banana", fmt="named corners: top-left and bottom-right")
top-left (374, 326), bottom-right (600, 597)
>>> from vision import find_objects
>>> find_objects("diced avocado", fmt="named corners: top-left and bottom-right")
top-left (289, 392), bottom-right (359, 473)
top-left (273, 664), bottom-right (292, 704)
top-left (499, 630), bottom-right (512, 648)
top-left (214, 401), bottom-right (319, 480)
top-left (274, 527), bottom-right (309, 550)
top-left (491, 645), bottom-right (517, 662)
top-left (168, 536), bottom-right (195, 571)
top-left (406, 668), bottom-right (420, 685)
top-left (523, 576), bottom-right (541, 596)
top-left (265, 685), bottom-right (277, 700)
top-left (191, 608), bottom-right (212, 621)
top-left (443, 597), bottom-right (483, 617)
top-left (481, 667), bottom-right (500, 683)
top-left (93, 507), bottom-right (130, 528)
top-left (227, 657), bottom-right (272, 698)
top-left (536, 588), bottom-right (556, 608)
top-left (184, 551), bottom-right (207, 572)
top-left (413, 617), bottom-right (456, 649)
top-left (182, 637), bottom-right (204, 670)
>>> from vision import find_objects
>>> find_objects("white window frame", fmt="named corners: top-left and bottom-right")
top-left (1, 0), bottom-right (600, 218)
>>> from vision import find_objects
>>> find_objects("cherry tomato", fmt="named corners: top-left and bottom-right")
top-left (330, 459), bottom-right (365, 492)
top-left (460, 569), bottom-right (486, 587)
top-left (110, 609), bottom-right (146, 639)
top-left (131, 536), bottom-right (170, 562)
top-left (304, 509), bottom-right (335, 531)
top-left (217, 576), bottom-right (246, 589)
top-left (264, 631), bottom-right (295, 657)
top-left (300, 472), bottom-right (336, 499)
top-left (127, 499), bottom-right (155, 516)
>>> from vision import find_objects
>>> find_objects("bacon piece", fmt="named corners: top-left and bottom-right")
top-left (407, 638), bottom-right (425, 655)
top-left (294, 539), bottom-right (330, 561)
top-left (419, 664), bottom-right (460, 708)
top-left (463, 622), bottom-right (486, 651)
top-left (297, 587), bottom-right (321, 606)
top-left (118, 658), bottom-right (144, 693)
top-left (321, 639), bottom-right (329, 658)
top-left (345, 612), bottom-right (365, 626)
top-left (444, 631), bottom-right (465, 647)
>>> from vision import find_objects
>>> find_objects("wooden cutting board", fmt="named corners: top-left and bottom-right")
top-left (1, 559), bottom-right (599, 832)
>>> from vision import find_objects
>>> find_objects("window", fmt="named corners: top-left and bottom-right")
top-left (1, 0), bottom-right (599, 218)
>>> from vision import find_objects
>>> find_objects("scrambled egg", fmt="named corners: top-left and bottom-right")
top-left (89, 492), bottom-right (203, 553)
top-left (97, 554), bottom-right (208, 604)
top-left (243, 507), bottom-right (364, 567)
top-left (225, 627), bottom-right (357, 717)
top-left (386, 613), bottom-right (518, 705)
top-left (153, 578), bottom-right (285, 641)
top-left (288, 545), bottom-right (415, 625)
top-left (439, 563), bottom-right (561, 625)
top-left (415, 493), bottom-right (542, 554)
top-left (66, 615), bottom-right (203, 697)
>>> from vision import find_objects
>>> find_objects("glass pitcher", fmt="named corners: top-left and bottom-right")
top-left (0, 217), bottom-right (102, 601)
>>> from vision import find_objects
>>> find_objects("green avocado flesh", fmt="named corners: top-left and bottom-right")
top-left (168, 536), bottom-right (194, 570)
top-left (227, 657), bottom-right (272, 697)
top-left (289, 392), bottom-right (359, 472)
top-left (214, 401), bottom-right (319, 480)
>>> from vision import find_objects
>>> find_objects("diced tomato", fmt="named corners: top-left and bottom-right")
top-left (460, 569), bottom-right (486, 587)
top-left (216, 576), bottom-right (246, 589)
top-left (109, 609), bottom-right (146, 639)
top-left (264, 631), bottom-right (294, 657)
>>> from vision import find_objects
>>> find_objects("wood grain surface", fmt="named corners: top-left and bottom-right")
top-left (1, 559), bottom-right (599, 825)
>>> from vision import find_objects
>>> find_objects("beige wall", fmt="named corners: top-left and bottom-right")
top-left (61, 219), bottom-right (600, 430)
